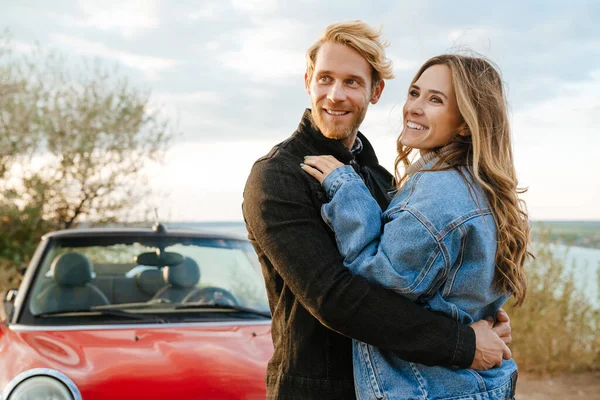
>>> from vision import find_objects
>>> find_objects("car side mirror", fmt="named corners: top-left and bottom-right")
top-left (1, 289), bottom-right (18, 322)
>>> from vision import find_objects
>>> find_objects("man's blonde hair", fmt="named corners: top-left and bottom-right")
top-left (306, 20), bottom-right (395, 89)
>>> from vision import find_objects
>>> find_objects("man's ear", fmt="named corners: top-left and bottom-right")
top-left (370, 80), bottom-right (385, 105)
top-left (304, 72), bottom-right (311, 95)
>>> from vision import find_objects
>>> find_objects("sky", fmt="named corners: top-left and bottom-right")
top-left (2, 0), bottom-right (599, 221)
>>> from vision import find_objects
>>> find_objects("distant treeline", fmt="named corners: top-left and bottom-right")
top-left (531, 221), bottom-right (600, 249)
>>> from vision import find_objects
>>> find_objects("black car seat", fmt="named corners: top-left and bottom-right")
top-left (136, 268), bottom-right (165, 299)
top-left (151, 257), bottom-right (200, 303)
top-left (35, 252), bottom-right (110, 314)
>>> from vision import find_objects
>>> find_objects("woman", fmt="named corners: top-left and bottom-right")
top-left (301, 54), bottom-right (531, 399)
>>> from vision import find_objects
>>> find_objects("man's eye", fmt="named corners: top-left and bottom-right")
top-left (319, 76), bottom-right (329, 82)
top-left (347, 79), bottom-right (356, 85)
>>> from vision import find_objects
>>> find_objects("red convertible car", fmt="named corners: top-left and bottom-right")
top-left (0, 225), bottom-right (273, 400)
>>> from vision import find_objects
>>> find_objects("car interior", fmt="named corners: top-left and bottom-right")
top-left (24, 236), bottom-right (269, 319)
top-left (31, 252), bottom-right (207, 314)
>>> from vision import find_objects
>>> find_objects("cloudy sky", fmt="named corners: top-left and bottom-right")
top-left (2, 0), bottom-right (599, 221)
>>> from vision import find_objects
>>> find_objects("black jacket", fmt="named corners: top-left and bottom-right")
top-left (242, 110), bottom-right (476, 399)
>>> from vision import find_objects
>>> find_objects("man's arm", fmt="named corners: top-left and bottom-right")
top-left (244, 157), bottom-right (480, 368)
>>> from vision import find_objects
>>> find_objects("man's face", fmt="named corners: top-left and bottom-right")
top-left (305, 42), bottom-right (384, 149)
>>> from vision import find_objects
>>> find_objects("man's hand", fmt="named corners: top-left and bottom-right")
top-left (492, 308), bottom-right (511, 345)
top-left (470, 319), bottom-right (512, 370)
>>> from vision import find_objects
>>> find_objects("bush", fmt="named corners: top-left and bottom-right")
top-left (0, 258), bottom-right (21, 293)
top-left (509, 230), bottom-right (600, 374)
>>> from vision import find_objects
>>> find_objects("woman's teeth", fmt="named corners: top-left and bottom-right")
top-left (407, 121), bottom-right (427, 130)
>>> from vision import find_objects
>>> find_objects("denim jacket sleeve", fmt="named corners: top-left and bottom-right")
top-left (322, 166), bottom-right (444, 300)
top-left (244, 156), bottom-right (476, 368)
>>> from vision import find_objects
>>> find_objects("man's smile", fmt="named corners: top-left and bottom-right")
top-left (324, 109), bottom-right (351, 116)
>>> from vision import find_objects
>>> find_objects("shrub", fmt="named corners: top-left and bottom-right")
top-left (509, 229), bottom-right (600, 374)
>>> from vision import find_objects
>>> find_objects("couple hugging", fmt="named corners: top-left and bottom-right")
top-left (243, 20), bottom-right (530, 400)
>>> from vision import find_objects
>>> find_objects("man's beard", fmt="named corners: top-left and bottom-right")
top-left (310, 104), bottom-right (367, 143)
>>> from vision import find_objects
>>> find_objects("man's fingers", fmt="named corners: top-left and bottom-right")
top-left (492, 321), bottom-right (510, 338)
top-left (502, 342), bottom-right (512, 360)
top-left (496, 308), bottom-right (510, 323)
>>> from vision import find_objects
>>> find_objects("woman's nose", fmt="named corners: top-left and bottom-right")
top-left (406, 99), bottom-right (424, 115)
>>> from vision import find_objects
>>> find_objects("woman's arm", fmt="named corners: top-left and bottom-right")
top-left (320, 165), bottom-right (444, 299)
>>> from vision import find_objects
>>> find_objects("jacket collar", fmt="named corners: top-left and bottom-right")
top-left (293, 108), bottom-right (381, 167)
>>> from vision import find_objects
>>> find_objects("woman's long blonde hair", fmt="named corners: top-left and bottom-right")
top-left (394, 54), bottom-right (531, 306)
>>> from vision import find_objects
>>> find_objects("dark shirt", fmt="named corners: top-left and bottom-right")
top-left (242, 109), bottom-right (476, 399)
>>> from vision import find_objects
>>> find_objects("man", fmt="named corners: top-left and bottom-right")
top-left (243, 21), bottom-right (511, 399)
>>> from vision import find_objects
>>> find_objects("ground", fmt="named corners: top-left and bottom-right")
top-left (517, 372), bottom-right (600, 399)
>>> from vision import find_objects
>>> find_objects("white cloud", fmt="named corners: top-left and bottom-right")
top-left (205, 41), bottom-right (220, 51)
top-left (75, 0), bottom-right (160, 38)
top-left (188, 1), bottom-right (230, 21)
top-left (10, 40), bottom-right (37, 54)
top-left (50, 34), bottom-right (179, 79)
top-left (230, 0), bottom-right (279, 16)
top-left (388, 56), bottom-right (419, 72)
top-left (219, 19), bottom-right (309, 82)
top-left (144, 140), bottom-right (275, 221)
top-left (445, 27), bottom-right (497, 53)
top-left (239, 87), bottom-right (275, 99)
top-left (153, 91), bottom-right (225, 105)
top-left (512, 70), bottom-right (600, 220)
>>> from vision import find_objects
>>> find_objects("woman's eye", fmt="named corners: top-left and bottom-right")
top-left (431, 97), bottom-right (442, 104)
top-left (409, 90), bottom-right (419, 97)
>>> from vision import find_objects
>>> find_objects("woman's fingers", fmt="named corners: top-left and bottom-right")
top-left (304, 156), bottom-right (342, 172)
top-left (300, 162), bottom-right (325, 183)
top-left (302, 155), bottom-right (345, 184)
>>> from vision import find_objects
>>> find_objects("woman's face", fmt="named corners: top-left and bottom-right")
top-left (400, 64), bottom-right (465, 155)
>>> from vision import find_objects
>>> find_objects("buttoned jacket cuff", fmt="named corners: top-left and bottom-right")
top-left (321, 165), bottom-right (362, 200)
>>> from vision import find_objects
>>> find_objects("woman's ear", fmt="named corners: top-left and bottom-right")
top-left (457, 123), bottom-right (471, 137)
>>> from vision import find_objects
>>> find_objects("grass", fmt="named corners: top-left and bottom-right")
top-left (508, 230), bottom-right (600, 374)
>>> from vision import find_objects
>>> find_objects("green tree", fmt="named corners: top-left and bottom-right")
top-left (0, 33), bottom-right (43, 179)
top-left (0, 34), bottom-right (173, 290)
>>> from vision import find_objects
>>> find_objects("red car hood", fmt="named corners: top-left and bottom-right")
top-left (1, 321), bottom-right (273, 400)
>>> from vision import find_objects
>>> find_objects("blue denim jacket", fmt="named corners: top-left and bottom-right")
top-left (321, 160), bottom-right (517, 400)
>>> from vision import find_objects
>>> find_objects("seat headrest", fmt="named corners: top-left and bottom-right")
top-left (136, 268), bottom-right (164, 296)
top-left (51, 252), bottom-right (94, 286)
top-left (163, 257), bottom-right (200, 288)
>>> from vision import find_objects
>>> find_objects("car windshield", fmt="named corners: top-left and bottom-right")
top-left (25, 234), bottom-right (270, 324)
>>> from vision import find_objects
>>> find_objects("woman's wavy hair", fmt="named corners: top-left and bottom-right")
top-left (394, 54), bottom-right (531, 306)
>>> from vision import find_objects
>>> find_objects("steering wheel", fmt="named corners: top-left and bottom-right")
top-left (182, 286), bottom-right (239, 306)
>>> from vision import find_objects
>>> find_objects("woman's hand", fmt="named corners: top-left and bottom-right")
top-left (301, 155), bottom-right (345, 184)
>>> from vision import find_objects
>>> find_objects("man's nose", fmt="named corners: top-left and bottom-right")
top-left (327, 82), bottom-right (346, 103)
